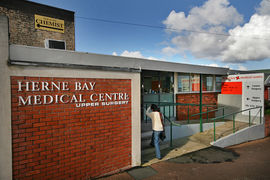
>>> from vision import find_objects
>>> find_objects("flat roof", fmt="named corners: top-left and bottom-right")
top-left (9, 44), bottom-right (230, 75)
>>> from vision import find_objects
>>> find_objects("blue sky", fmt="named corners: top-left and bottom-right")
top-left (30, 0), bottom-right (270, 71)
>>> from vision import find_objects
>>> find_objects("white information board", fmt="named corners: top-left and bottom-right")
top-left (222, 73), bottom-right (264, 116)
top-left (242, 78), bottom-right (264, 116)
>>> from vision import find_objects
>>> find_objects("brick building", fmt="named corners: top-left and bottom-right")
top-left (0, 0), bottom-right (75, 50)
top-left (0, 1), bottom-right (269, 180)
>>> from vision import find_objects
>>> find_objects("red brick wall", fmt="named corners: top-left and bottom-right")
top-left (265, 115), bottom-right (270, 137)
top-left (11, 76), bottom-right (132, 179)
top-left (176, 92), bottom-right (219, 120)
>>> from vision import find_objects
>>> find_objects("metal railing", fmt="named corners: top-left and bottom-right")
top-left (162, 106), bottom-right (225, 148)
top-left (143, 102), bottom-right (175, 123)
top-left (210, 106), bottom-right (263, 141)
top-left (144, 102), bottom-right (262, 147)
top-left (163, 115), bottom-right (181, 148)
top-left (143, 102), bottom-right (220, 123)
top-left (190, 106), bottom-right (226, 122)
top-left (143, 102), bottom-right (225, 147)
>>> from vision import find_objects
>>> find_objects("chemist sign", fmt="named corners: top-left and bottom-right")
top-left (222, 73), bottom-right (264, 116)
top-left (35, 14), bottom-right (64, 33)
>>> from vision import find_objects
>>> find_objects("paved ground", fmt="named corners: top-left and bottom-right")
top-left (142, 121), bottom-right (249, 166)
top-left (99, 137), bottom-right (270, 180)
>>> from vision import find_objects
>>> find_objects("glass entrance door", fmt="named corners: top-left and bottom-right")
top-left (141, 71), bottom-right (174, 120)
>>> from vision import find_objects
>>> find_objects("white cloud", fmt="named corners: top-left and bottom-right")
top-left (147, 56), bottom-right (159, 60)
top-left (200, 63), bottom-right (247, 70)
top-left (163, 0), bottom-right (243, 32)
top-left (162, 46), bottom-right (179, 56)
top-left (112, 50), bottom-right (159, 60)
top-left (120, 50), bottom-right (145, 58)
top-left (237, 65), bottom-right (247, 71)
top-left (256, 0), bottom-right (270, 15)
top-left (199, 63), bottom-right (230, 69)
top-left (208, 63), bottom-right (219, 67)
top-left (222, 14), bottom-right (270, 62)
top-left (162, 0), bottom-right (270, 64)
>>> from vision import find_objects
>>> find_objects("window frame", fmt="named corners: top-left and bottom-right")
top-left (177, 73), bottom-right (223, 94)
top-left (44, 39), bottom-right (66, 50)
top-left (177, 73), bottom-right (191, 93)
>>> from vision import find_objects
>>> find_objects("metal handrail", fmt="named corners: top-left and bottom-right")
top-left (143, 102), bottom-right (218, 124)
top-left (163, 115), bottom-right (181, 148)
top-left (190, 107), bottom-right (225, 118)
top-left (211, 106), bottom-right (262, 141)
top-left (162, 106), bottom-right (262, 146)
top-left (164, 115), bottom-right (181, 126)
top-left (190, 106), bottom-right (226, 123)
top-left (144, 101), bottom-right (217, 107)
top-left (211, 107), bottom-right (261, 121)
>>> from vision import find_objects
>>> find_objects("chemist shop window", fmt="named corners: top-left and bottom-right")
top-left (178, 74), bottom-right (190, 92)
top-left (202, 75), bottom-right (214, 91)
top-left (215, 76), bottom-right (222, 92)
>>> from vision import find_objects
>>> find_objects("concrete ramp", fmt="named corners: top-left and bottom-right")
top-left (142, 121), bottom-right (257, 166)
top-left (211, 124), bottom-right (265, 148)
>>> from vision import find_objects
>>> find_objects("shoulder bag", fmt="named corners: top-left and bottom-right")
top-left (159, 112), bottom-right (166, 141)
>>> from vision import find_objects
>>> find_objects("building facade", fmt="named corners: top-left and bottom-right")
top-left (0, 16), bottom-right (141, 179)
top-left (0, 1), bottom-right (269, 179)
top-left (0, 0), bottom-right (75, 50)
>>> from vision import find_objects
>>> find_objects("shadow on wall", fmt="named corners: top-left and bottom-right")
top-left (217, 94), bottom-right (263, 125)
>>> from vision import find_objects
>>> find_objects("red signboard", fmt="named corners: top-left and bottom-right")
top-left (221, 82), bottom-right (242, 95)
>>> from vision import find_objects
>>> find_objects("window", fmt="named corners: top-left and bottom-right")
top-left (160, 72), bottom-right (174, 93)
top-left (215, 76), bottom-right (222, 91)
top-left (45, 39), bottom-right (66, 50)
top-left (142, 71), bottom-right (174, 94)
top-left (202, 75), bottom-right (214, 91)
top-left (191, 74), bottom-right (200, 92)
top-left (178, 74), bottom-right (190, 92)
top-left (143, 76), bottom-right (159, 94)
top-left (178, 73), bottom-right (222, 93)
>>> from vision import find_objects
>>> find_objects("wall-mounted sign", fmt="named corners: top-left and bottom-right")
top-left (10, 77), bottom-right (132, 179)
top-left (222, 73), bottom-right (264, 116)
top-left (221, 82), bottom-right (242, 95)
top-left (242, 78), bottom-right (264, 116)
top-left (35, 14), bottom-right (64, 33)
top-left (12, 77), bottom-right (130, 108)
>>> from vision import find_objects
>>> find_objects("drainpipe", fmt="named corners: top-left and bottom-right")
top-left (200, 74), bottom-right (203, 132)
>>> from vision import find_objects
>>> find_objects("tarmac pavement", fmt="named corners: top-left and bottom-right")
top-left (142, 121), bottom-right (249, 166)
top-left (99, 136), bottom-right (270, 180)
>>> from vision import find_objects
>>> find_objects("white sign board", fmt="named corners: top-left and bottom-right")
top-left (242, 78), bottom-right (264, 116)
top-left (222, 73), bottom-right (264, 116)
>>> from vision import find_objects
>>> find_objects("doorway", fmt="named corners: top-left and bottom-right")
top-left (141, 70), bottom-right (174, 121)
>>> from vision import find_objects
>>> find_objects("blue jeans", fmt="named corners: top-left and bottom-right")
top-left (153, 130), bottom-right (162, 159)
